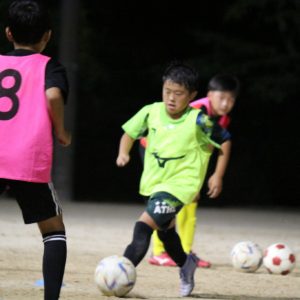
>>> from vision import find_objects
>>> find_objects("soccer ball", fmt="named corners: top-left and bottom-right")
top-left (95, 255), bottom-right (136, 297)
top-left (263, 243), bottom-right (296, 275)
top-left (230, 241), bottom-right (263, 272)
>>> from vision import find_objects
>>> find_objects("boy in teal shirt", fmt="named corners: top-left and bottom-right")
top-left (116, 63), bottom-right (228, 296)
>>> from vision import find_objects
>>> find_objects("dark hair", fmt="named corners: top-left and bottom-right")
top-left (7, 0), bottom-right (51, 44)
top-left (208, 74), bottom-right (240, 97)
top-left (162, 62), bottom-right (199, 93)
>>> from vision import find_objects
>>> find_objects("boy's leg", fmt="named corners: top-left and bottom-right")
top-left (157, 226), bottom-right (199, 296)
top-left (149, 202), bottom-right (197, 267)
top-left (145, 192), bottom-right (186, 265)
top-left (124, 192), bottom-right (175, 267)
top-left (12, 181), bottom-right (67, 300)
top-left (124, 190), bottom-right (183, 268)
top-left (178, 199), bottom-right (211, 268)
top-left (123, 217), bottom-right (153, 267)
top-left (143, 192), bottom-right (198, 296)
top-left (38, 216), bottom-right (67, 300)
top-left (148, 230), bottom-right (177, 266)
top-left (157, 227), bottom-right (186, 266)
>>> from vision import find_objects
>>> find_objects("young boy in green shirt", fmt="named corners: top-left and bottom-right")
top-left (116, 63), bottom-right (228, 296)
top-left (148, 74), bottom-right (239, 268)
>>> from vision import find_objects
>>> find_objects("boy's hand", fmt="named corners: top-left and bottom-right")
top-left (116, 153), bottom-right (130, 167)
top-left (207, 173), bottom-right (223, 198)
top-left (56, 129), bottom-right (72, 147)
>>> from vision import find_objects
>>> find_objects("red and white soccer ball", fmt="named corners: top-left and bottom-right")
top-left (230, 241), bottom-right (263, 272)
top-left (263, 243), bottom-right (296, 275)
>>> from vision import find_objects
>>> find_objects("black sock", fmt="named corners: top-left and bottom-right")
top-left (157, 227), bottom-right (187, 267)
top-left (124, 221), bottom-right (153, 267)
top-left (43, 231), bottom-right (67, 300)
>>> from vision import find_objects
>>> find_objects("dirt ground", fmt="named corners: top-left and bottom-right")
top-left (0, 197), bottom-right (299, 300)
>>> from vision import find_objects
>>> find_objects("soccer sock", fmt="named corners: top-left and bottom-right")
top-left (43, 231), bottom-right (67, 300)
top-left (124, 221), bottom-right (153, 267)
top-left (157, 227), bottom-right (187, 267)
top-left (176, 204), bottom-right (188, 249)
top-left (177, 202), bottom-right (197, 253)
top-left (152, 230), bottom-right (166, 256)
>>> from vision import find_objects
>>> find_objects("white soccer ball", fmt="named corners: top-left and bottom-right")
top-left (230, 241), bottom-right (263, 272)
top-left (95, 255), bottom-right (136, 297)
top-left (263, 243), bottom-right (296, 275)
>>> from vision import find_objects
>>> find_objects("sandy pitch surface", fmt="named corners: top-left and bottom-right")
top-left (0, 198), bottom-right (299, 300)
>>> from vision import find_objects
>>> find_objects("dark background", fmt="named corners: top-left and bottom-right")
top-left (1, 0), bottom-right (299, 206)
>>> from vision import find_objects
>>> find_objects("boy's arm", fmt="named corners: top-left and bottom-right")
top-left (46, 87), bottom-right (71, 147)
top-left (116, 133), bottom-right (135, 167)
top-left (207, 139), bottom-right (231, 198)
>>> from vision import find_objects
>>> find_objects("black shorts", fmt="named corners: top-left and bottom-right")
top-left (0, 179), bottom-right (62, 224)
top-left (146, 192), bottom-right (183, 230)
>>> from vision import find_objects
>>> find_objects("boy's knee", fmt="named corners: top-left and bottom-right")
top-left (133, 221), bottom-right (153, 240)
top-left (157, 227), bottom-right (176, 241)
top-left (38, 215), bottom-right (65, 234)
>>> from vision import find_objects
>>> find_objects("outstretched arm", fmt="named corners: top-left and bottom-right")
top-left (207, 139), bottom-right (231, 198)
top-left (116, 133), bottom-right (135, 167)
top-left (46, 87), bottom-right (71, 147)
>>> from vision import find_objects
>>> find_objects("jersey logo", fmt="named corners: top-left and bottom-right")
top-left (152, 152), bottom-right (185, 168)
top-left (0, 69), bottom-right (21, 120)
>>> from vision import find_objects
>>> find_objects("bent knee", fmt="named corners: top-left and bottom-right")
top-left (38, 215), bottom-right (65, 234)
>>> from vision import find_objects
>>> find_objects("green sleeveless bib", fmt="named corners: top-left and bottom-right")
top-left (139, 102), bottom-right (212, 204)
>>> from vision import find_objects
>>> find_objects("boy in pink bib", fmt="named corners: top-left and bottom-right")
top-left (0, 1), bottom-right (71, 299)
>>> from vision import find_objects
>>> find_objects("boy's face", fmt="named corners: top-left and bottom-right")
top-left (208, 90), bottom-right (235, 116)
top-left (162, 80), bottom-right (197, 119)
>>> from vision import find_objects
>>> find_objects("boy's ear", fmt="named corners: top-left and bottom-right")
top-left (5, 27), bottom-right (14, 42)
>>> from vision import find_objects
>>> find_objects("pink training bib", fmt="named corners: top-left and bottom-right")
top-left (0, 53), bottom-right (53, 182)
top-left (190, 97), bottom-right (230, 129)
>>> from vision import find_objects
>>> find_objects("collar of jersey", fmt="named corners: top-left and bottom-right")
top-left (161, 104), bottom-right (191, 125)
